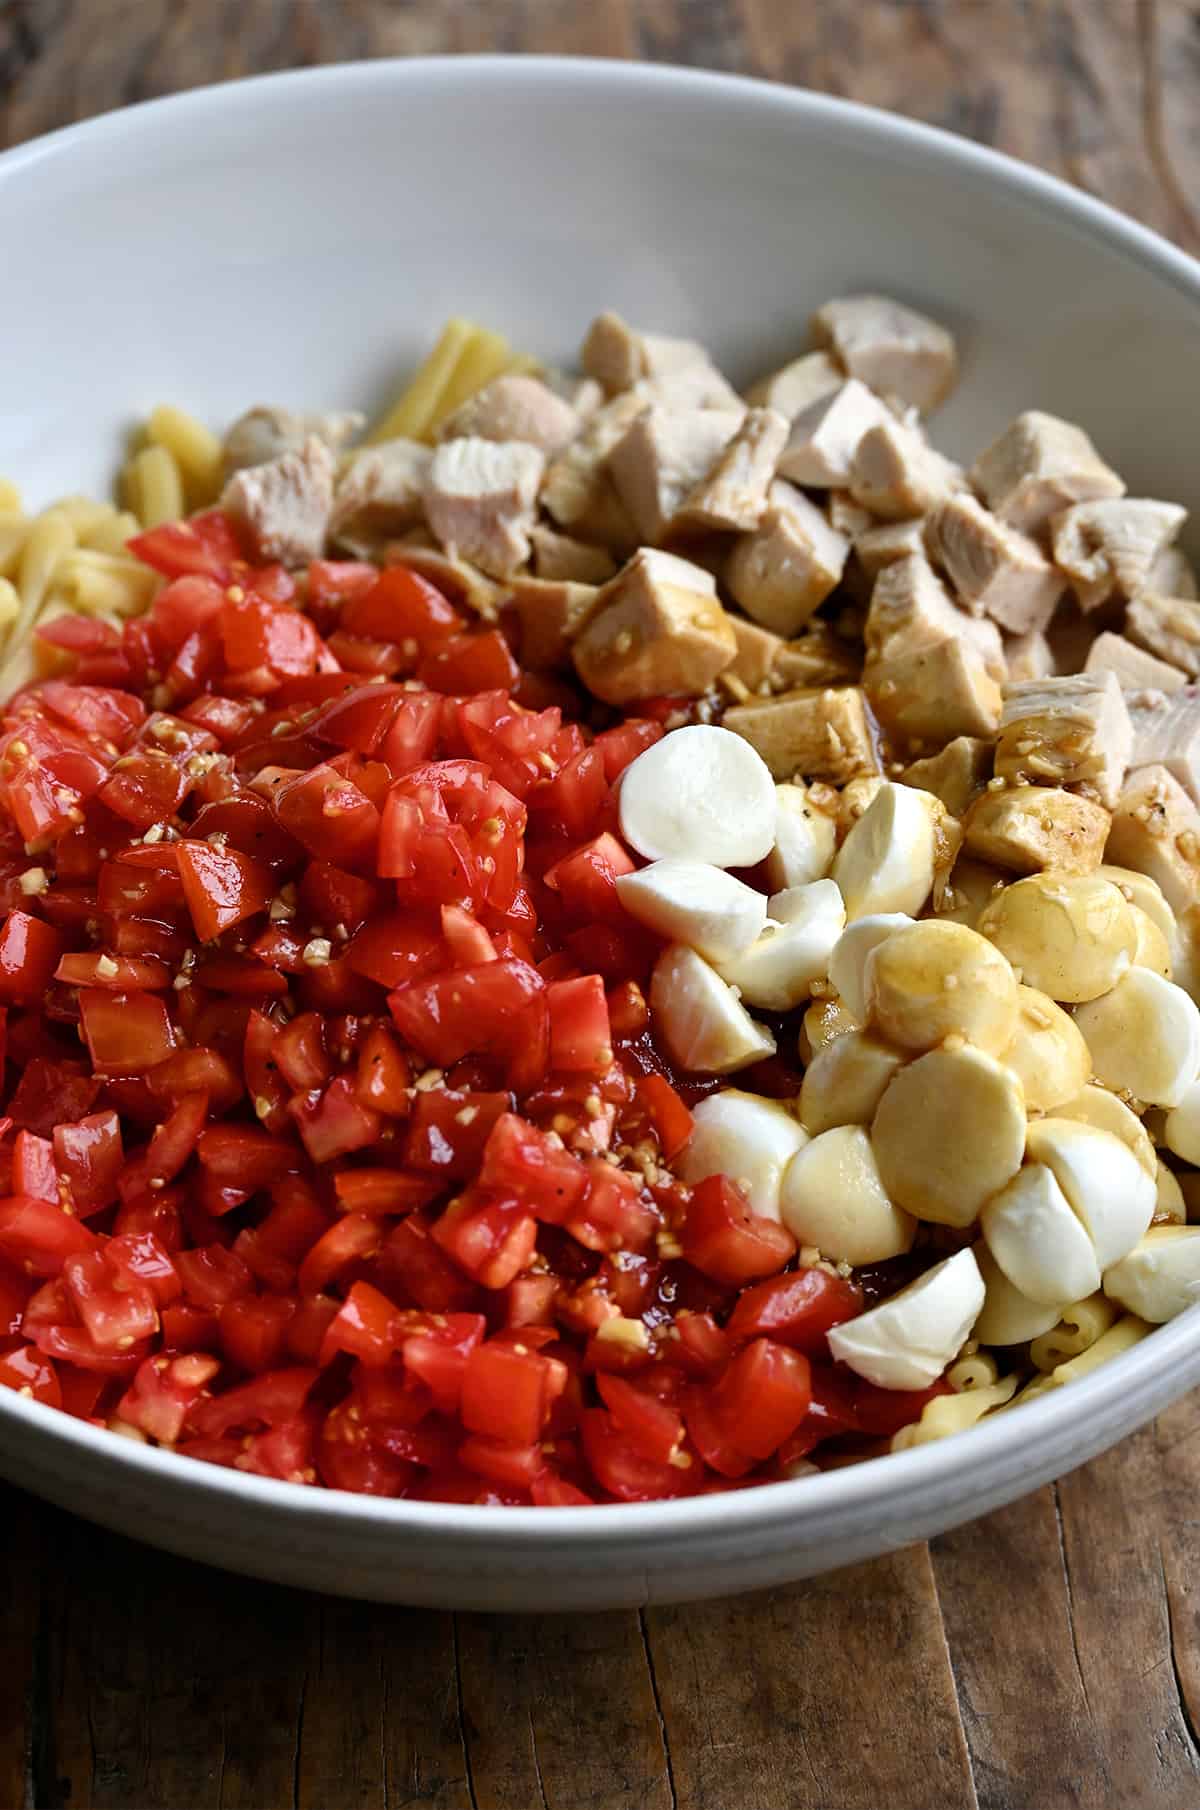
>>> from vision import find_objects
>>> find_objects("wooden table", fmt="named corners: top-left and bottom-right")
top-left (3, 4), bottom-right (1200, 1806)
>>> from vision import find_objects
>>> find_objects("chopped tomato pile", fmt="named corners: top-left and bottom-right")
top-left (0, 511), bottom-right (929, 1504)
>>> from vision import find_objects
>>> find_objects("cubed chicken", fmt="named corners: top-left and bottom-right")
top-left (329, 438), bottom-right (432, 548)
top-left (924, 493), bottom-right (1066, 635)
top-left (580, 311), bottom-right (714, 395)
top-left (607, 406), bottom-right (744, 542)
top-left (222, 405), bottom-right (364, 473)
top-left (970, 411), bottom-right (1125, 537)
top-left (507, 577), bottom-right (601, 671)
top-left (848, 417), bottom-right (964, 521)
top-left (725, 481), bottom-right (850, 636)
top-left (219, 434), bottom-right (335, 567)
top-left (994, 672), bottom-right (1133, 809)
top-left (903, 737), bottom-right (994, 817)
top-left (772, 626), bottom-right (863, 691)
top-left (1084, 631), bottom-right (1187, 694)
top-left (866, 637), bottom-right (1003, 745)
top-left (385, 543), bottom-right (505, 621)
top-left (727, 616), bottom-right (786, 691)
top-left (422, 436), bottom-right (545, 578)
top-left (1107, 764), bottom-right (1200, 915)
top-left (745, 350), bottom-right (845, 420)
top-left (678, 408), bottom-right (789, 532)
top-left (964, 784), bottom-right (1111, 875)
top-left (1151, 546), bottom-right (1199, 599)
top-left (437, 375), bottom-right (580, 455)
top-left (1004, 629), bottom-right (1055, 683)
top-left (828, 492), bottom-right (876, 538)
top-left (811, 294), bottom-right (958, 413)
top-left (1127, 687), bottom-right (1200, 805)
top-left (776, 381), bottom-right (894, 488)
top-left (542, 392), bottom-right (645, 553)
top-left (1125, 592), bottom-right (1200, 680)
top-left (571, 548), bottom-right (735, 704)
top-left (637, 365), bottom-right (746, 413)
top-left (528, 525), bottom-right (618, 584)
top-left (854, 519), bottom-right (927, 580)
top-left (723, 686), bottom-right (881, 784)
top-left (865, 553), bottom-right (1006, 683)
top-left (1051, 498), bottom-right (1187, 612)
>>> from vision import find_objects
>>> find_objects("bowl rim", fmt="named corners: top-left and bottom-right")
top-left (2, 52), bottom-right (1200, 1544)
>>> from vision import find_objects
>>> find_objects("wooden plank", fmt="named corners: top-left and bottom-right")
top-left (642, 1547), bottom-right (978, 1810)
top-left (0, 1487), bottom-right (39, 1810)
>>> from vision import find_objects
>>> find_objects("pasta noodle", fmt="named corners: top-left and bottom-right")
top-left (1029, 1295), bottom-right (1118, 1373)
top-left (366, 318), bottom-right (511, 445)
top-left (0, 577), bottom-right (19, 636)
top-left (53, 549), bottom-right (159, 619)
top-left (426, 325), bottom-right (513, 432)
top-left (84, 510), bottom-right (139, 556)
top-left (0, 479), bottom-right (21, 512)
top-left (946, 1351), bottom-right (1001, 1392)
top-left (146, 404), bottom-right (223, 507)
top-left (0, 513), bottom-right (30, 580)
top-left (892, 1374), bottom-right (1018, 1449)
top-left (51, 496), bottom-right (118, 538)
top-left (1051, 1315), bottom-right (1151, 1384)
top-left (125, 444), bottom-right (185, 530)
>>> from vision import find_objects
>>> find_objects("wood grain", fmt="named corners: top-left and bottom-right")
top-left (5, 4), bottom-right (1200, 1808)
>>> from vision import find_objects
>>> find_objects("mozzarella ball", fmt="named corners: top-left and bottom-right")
top-left (1155, 1161), bottom-right (1186, 1226)
top-left (1164, 1079), bottom-right (1200, 1166)
top-left (649, 944), bottom-right (776, 1074)
top-left (1098, 864), bottom-right (1176, 945)
top-left (866, 919), bottom-right (1019, 1055)
top-left (678, 1091), bottom-right (808, 1223)
top-left (1103, 1225), bottom-right (1200, 1322)
top-left (1130, 905), bottom-right (1173, 979)
top-left (799, 1030), bottom-right (907, 1136)
top-left (1025, 1117), bottom-right (1157, 1269)
top-left (1074, 968), bottom-right (1200, 1108)
top-left (977, 873), bottom-right (1137, 1004)
top-left (779, 1125), bottom-right (916, 1265)
top-left (764, 784), bottom-right (837, 890)
top-left (716, 879), bottom-right (845, 1011)
top-left (1056, 1085), bottom-right (1156, 1179)
top-left (1001, 985), bottom-right (1091, 1113)
top-left (981, 1163), bottom-right (1103, 1304)
top-left (827, 1248), bottom-right (985, 1390)
top-left (828, 913), bottom-right (916, 1022)
top-left (832, 783), bottom-right (938, 922)
top-left (871, 1044), bottom-right (1026, 1227)
top-left (616, 860), bottom-right (767, 963)
top-left (972, 1242), bottom-right (1066, 1345)
top-left (619, 725), bottom-right (776, 868)
top-left (800, 995), bottom-right (862, 1063)
top-left (935, 859), bottom-right (1007, 928)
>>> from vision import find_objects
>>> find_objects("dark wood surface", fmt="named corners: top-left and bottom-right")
top-left (4, 4), bottom-right (1200, 1806)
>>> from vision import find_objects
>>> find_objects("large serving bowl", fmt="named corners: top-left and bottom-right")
top-left (2, 57), bottom-right (1199, 1610)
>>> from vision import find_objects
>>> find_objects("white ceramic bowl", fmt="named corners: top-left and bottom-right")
top-left (2, 57), bottom-right (1200, 1610)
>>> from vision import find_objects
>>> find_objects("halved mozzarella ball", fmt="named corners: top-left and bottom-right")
top-left (1001, 986), bottom-right (1091, 1113)
top-left (1025, 1117), bottom-right (1156, 1269)
top-left (1164, 1079), bottom-right (1200, 1166)
top-left (828, 913), bottom-right (915, 1022)
top-left (826, 1248), bottom-right (985, 1390)
top-left (678, 1090), bottom-right (808, 1222)
top-left (871, 1045), bottom-right (1026, 1227)
top-left (618, 725), bottom-right (776, 868)
top-left (1103, 1225), bottom-right (1200, 1322)
top-left (1130, 905), bottom-right (1173, 978)
top-left (1098, 864), bottom-right (1176, 945)
top-left (799, 995), bottom-right (861, 1063)
top-left (972, 1243), bottom-right (1066, 1345)
top-left (648, 944), bottom-right (776, 1074)
top-left (779, 1125), bottom-right (916, 1265)
top-left (764, 784), bottom-right (837, 890)
top-left (833, 783), bottom-right (938, 922)
top-left (980, 1164), bottom-right (1102, 1305)
top-left (1074, 968), bottom-right (1200, 1108)
top-left (799, 1030), bottom-right (906, 1135)
top-left (1056, 1085), bottom-right (1156, 1179)
top-left (1156, 1160), bottom-right (1186, 1225)
top-left (866, 919), bottom-right (1018, 1055)
top-left (977, 873), bottom-right (1137, 1004)
top-left (715, 879), bottom-right (845, 1011)
top-left (615, 860), bottom-right (766, 963)
top-left (935, 858), bottom-right (1007, 928)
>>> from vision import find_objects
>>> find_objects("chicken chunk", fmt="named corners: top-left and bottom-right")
top-left (678, 408), bottom-right (789, 532)
top-left (903, 737), bottom-right (994, 817)
top-left (848, 417), bottom-right (964, 521)
top-left (541, 392), bottom-right (645, 553)
top-left (507, 577), bottom-right (600, 671)
top-left (222, 405), bottom-right (363, 473)
top-left (437, 375), bottom-right (580, 455)
top-left (723, 686), bottom-right (881, 784)
top-left (1125, 592), bottom-right (1200, 680)
top-left (811, 295), bottom-right (958, 413)
top-left (854, 519), bottom-right (927, 580)
top-left (607, 407), bottom-right (744, 542)
top-left (924, 493), bottom-right (1066, 635)
top-left (994, 672), bottom-right (1133, 808)
top-left (1150, 546), bottom-right (1198, 600)
top-left (1051, 498), bottom-right (1186, 612)
top-left (866, 637), bottom-right (1003, 747)
top-left (528, 525), bottom-right (618, 585)
top-left (964, 784), bottom-right (1111, 875)
top-left (727, 616), bottom-right (785, 691)
top-left (969, 410), bottom-right (1125, 537)
top-left (772, 626), bottom-right (863, 691)
top-left (725, 481), bottom-right (850, 636)
top-left (580, 311), bottom-right (713, 395)
top-left (1004, 628), bottom-right (1056, 682)
top-left (1084, 631), bottom-right (1187, 695)
top-left (828, 492), bottom-right (876, 538)
top-left (571, 548), bottom-right (735, 704)
top-left (329, 438), bottom-right (432, 548)
top-left (745, 350), bottom-right (844, 420)
top-left (864, 553), bottom-right (1006, 683)
top-left (422, 437), bottom-right (544, 578)
top-left (776, 381), bottom-right (894, 488)
top-left (219, 434), bottom-right (335, 567)
top-left (637, 365), bottom-right (746, 413)
top-left (1127, 687), bottom-right (1200, 805)
top-left (1106, 764), bottom-right (1200, 915)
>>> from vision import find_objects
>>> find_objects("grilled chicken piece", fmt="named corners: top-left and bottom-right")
top-left (725, 481), bottom-right (850, 636)
top-left (607, 407), bottom-right (743, 542)
top-left (963, 784), bottom-right (1111, 876)
top-left (1107, 764), bottom-right (1200, 915)
top-left (865, 637), bottom-right (1003, 746)
top-left (903, 737), bottom-right (994, 817)
top-left (438, 375), bottom-right (580, 455)
top-left (571, 548), bottom-right (735, 703)
top-left (1127, 687), bottom-right (1200, 806)
top-left (865, 552), bottom-right (1006, 681)
top-left (723, 686), bottom-right (881, 784)
top-left (1125, 592), bottom-right (1200, 680)
top-left (222, 405), bottom-right (363, 473)
top-left (727, 616), bottom-right (786, 691)
top-left (854, 519), bottom-right (927, 581)
top-left (678, 408), bottom-right (789, 533)
top-left (811, 295), bottom-right (958, 413)
top-left (924, 493), bottom-right (1066, 635)
top-left (528, 525), bottom-right (618, 584)
top-left (777, 380), bottom-right (894, 488)
top-left (745, 350), bottom-right (844, 420)
top-left (1004, 628), bottom-right (1056, 682)
top-left (507, 577), bottom-right (601, 670)
top-left (580, 311), bottom-right (715, 395)
top-left (1084, 631), bottom-right (1187, 694)
top-left (542, 392), bottom-right (645, 553)
top-left (423, 437), bottom-right (544, 578)
top-left (329, 438), bottom-right (432, 547)
top-left (994, 672), bottom-right (1133, 809)
top-left (220, 435), bottom-right (335, 566)
top-left (1051, 498), bottom-right (1186, 613)
top-left (969, 410), bottom-right (1125, 537)
top-left (848, 416), bottom-right (964, 521)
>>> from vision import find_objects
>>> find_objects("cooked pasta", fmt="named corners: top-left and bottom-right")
top-left (0, 513), bottom-right (29, 581)
top-left (1029, 1295), bottom-right (1119, 1373)
top-left (124, 443), bottom-right (185, 529)
top-left (1051, 1316), bottom-right (1152, 1384)
top-left (946, 1351), bottom-right (1001, 1392)
top-left (52, 549), bottom-right (160, 619)
top-left (426, 325), bottom-right (513, 433)
top-left (83, 509), bottom-right (139, 556)
top-left (51, 496), bottom-right (119, 539)
top-left (146, 404), bottom-right (224, 507)
top-left (892, 1375), bottom-right (1018, 1449)
top-left (366, 318), bottom-right (511, 444)
top-left (0, 479), bottom-right (21, 512)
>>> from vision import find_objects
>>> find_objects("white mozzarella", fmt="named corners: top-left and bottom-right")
top-left (648, 943), bottom-right (776, 1074)
top-left (1165, 1080), bottom-right (1200, 1166)
top-left (832, 783), bottom-right (938, 922)
top-left (1073, 968), bottom-right (1200, 1108)
top-left (1103, 1226), bottom-right (1200, 1323)
top-left (615, 860), bottom-right (767, 963)
top-left (618, 724), bottom-right (777, 868)
top-left (798, 1030), bottom-right (906, 1136)
top-left (764, 784), bottom-right (837, 890)
top-left (778, 1125), bottom-right (916, 1265)
top-left (1024, 1117), bottom-right (1157, 1270)
top-left (980, 1163), bottom-right (1102, 1305)
top-left (715, 879), bottom-right (845, 1010)
top-left (870, 1044), bottom-right (1026, 1228)
top-left (678, 1091), bottom-right (809, 1222)
top-left (972, 1243), bottom-right (1066, 1346)
top-left (828, 913), bottom-right (916, 1021)
top-left (826, 1248), bottom-right (985, 1391)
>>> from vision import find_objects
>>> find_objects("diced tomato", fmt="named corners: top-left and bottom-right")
top-left (219, 1293), bottom-right (295, 1372)
top-left (680, 1175), bottom-right (797, 1287)
top-left (269, 763), bottom-right (380, 870)
top-left (187, 1366), bottom-right (317, 1439)
top-left (0, 912), bottom-right (64, 1005)
top-left (79, 989), bottom-right (177, 1074)
top-left (53, 1110), bottom-right (124, 1214)
top-left (419, 630), bottom-right (520, 696)
top-left (388, 959), bottom-right (545, 1067)
top-left (459, 1339), bottom-right (564, 1445)
top-left (116, 1351), bottom-right (218, 1443)
top-left (0, 1195), bottom-right (97, 1275)
top-left (708, 1339), bottom-right (812, 1461)
top-left (376, 1211), bottom-right (481, 1314)
top-left (13, 1130), bottom-right (57, 1202)
top-left (0, 1343), bottom-right (62, 1407)
top-left (175, 840), bottom-right (274, 940)
top-left (596, 1374), bottom-right (684, 1466)
top-left (431, 1189), bottom-right (538, 1290)
top-left (724, 1268), bottom-right (864, 1355)
top-left (478, 1113), bottom-right (588, 1222)
top-left (593, 719), bottom-right (663, 782)
top-left (580, 1409), bottom-right (699, 1502)
top-left (174, 1243), bottom-right (253, 1311)
top-left (290, 1076), bottom-right (381, 1164)
top-left (63, 1248), bottom-right (160, 1351)
top-left (542, 834), bottom-right (635, 926)
top-left (129, 511), bottom-right (246, 583)
top-left (636, 1074), bottom-right (693, 1160)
